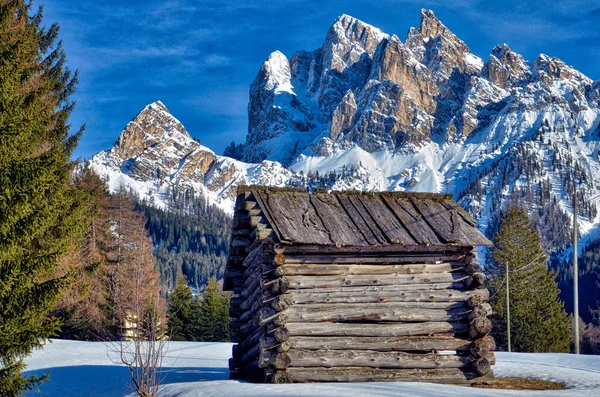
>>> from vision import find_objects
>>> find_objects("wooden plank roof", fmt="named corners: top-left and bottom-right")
top-left (238, 186), bottom-right (492, 248)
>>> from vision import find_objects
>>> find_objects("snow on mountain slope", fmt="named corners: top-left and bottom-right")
top-left (24, 340), bottom-right (600, 397)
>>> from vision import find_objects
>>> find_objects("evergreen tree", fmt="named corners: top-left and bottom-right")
top-left (193, 277), bottom-right (230, 342)
top-left (0, 1), bottom-right (88, 394)
top-left (134, 197), bottom-right (230, 291)
top-left (487, 208), bottom-right (571, 352)
top-left (167, 275), bottom-right (195, 341)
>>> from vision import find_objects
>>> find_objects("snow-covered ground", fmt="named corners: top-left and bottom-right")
top-left (24, 340), bottom-right (600, 396)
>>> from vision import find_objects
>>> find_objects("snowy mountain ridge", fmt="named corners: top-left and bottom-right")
top-left (89, 101), bottom-right (298, 214)
top-left (89, 10), bottom-right (600, 250)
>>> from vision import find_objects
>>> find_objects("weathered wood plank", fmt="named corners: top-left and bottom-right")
top-left (287, 301), bottom-right (469, 311)
top-left (287, 282), bottom-right (469, 294)
top-left (382, 196), bottom-right (443, 245)
top-left (286, 321), bottom-right (469, 337)
top-left (258, 351), bottom-right (290, 369)
top-left (281, 254), bottom-right (467, 264)
top-left (309, 193), bottom-right (369, 246)
top-left (285, 272), bottom-right (470, 289)
top-left (258, 190), bottom-right (332, 245)
top-left (239, 282), bottom-right (264, 311)
top-left (241, 241), bottom-right (263, 267)
top-left (288, 335), bottom-right (473, 352)
top-left (240, 272), bottom-right (264, 300)
top-left (281, 245), bottom-right (470, 256)
top-left (279, 262), bottom-right (463, 276)
top-left (287, 349), bottom-right (481, 369)
top-left (241, 252), bottom-right (264, 281)
top-left (441, 199), bottom-right (478, 227)
top-left (240, 337), bottom-right (290, 357)
top-left (286, 367), bottom-right (493, 384)
top-left (352, 194), bottom-right (416, 245)
top-left (410, 199), bottom-right (460, 244)
top-left (240, 307), bottom-right (278, 335)
top-left (344, 195), bottom-right (390, 245)
top-left (441, 200), bottom-right (492, 246)
top-left (287, 288), bottom-right (488, 304)
top-left (280, 303), bottom-right (471, 323)
top-left (336, 194), bottom-right (381, 245)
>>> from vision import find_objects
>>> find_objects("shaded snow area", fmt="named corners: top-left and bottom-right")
top-left (25, 340), bottom-right (600, 396)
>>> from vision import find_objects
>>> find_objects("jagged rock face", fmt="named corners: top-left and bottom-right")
top-left (535, 54), bottom-right (591, 85)
top-left (110, 102), bottom-right (218, 183)
top-left (345, 79), bottom-right (432, 150)
top-left (243, 51), bottom-right (316, 165)
top-left (316, 14), bottom-right (388, 121)
top-left (244, 9), bottom-right (600, 158)
top-left (113, 101), bottom-right (187, 160)
top-left (407, 10), bottom-right (481, 81)
top-left (483, 44), bottom-right (532, 89)
top-left (455, 76), bottom-right (509, 138)
top-left (329, 90), bottom-right (358, 141)
top-left (243, 15), bottom-right (389, 163)
top-left (371, 36), bottom-right (437, 112)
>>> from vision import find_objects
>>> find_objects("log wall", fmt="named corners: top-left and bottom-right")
top-left (225, 191), bottom-right (495, 384)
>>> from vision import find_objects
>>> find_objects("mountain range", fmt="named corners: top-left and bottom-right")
top-left (89, 9), bottom-right (600, 259)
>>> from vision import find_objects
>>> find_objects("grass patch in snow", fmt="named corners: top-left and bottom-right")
top-left (473, 377), bottom-right (567, 390)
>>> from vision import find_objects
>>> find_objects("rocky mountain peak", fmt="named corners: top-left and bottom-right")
top-left (328, 14), bottom-right (387, 47)
top-left (244, 49), bottom-right (316, 165)
top-left (241, 8), bottom-right (600, 198)
top-left (257, 50), bottom-right (292, 92)
top-left (407, 9), bottom-right (480, 80)
top-left (483, 44), bottom-right (532, 88)
top-left (418, 9), bottom-right (447, 39)
top-left (112, 101), bottom-right (190, 161)
top-left (535, 54), bottom-right (592, 85)
top-left (147, 100), bottom-right (169, 112)
top-left (321, 13), bottom-right (388, 75)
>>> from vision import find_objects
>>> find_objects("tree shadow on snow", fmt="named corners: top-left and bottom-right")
top-left (24, 365), bottom-right (229, 397)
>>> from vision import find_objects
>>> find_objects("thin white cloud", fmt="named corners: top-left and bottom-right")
top-left (131, 45), bottom-right (192, 58)
top-left (203, 54), bottom-right (233, 67)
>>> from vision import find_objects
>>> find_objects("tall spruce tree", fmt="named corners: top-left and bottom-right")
top-left (487, 208), bottom-right (571, 352)
top-left (167, 275), bottom-right (195, 341)
top-left (193, 277), bottom-right (230, 342)
top-left (0, 1), bottom-right (88, 394)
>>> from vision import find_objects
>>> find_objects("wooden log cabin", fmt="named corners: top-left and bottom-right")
top-left (224, 186), bottom-right (495, 384)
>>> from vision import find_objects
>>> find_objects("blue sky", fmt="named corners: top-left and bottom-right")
top-left (42, 0), bottom-right (600, 160)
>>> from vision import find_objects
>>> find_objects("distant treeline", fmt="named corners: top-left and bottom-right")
top-left (134, 194), bottom-right (231, 291)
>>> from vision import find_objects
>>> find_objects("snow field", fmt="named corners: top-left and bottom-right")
top-left (24, 340), bottom-right (600, 397)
